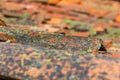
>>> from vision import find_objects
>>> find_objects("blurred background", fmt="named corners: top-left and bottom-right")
top-left (0, 0), bottom-right (120, 39)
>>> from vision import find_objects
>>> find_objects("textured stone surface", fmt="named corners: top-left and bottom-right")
top-left (1, 26), bottom-right (118, 80)
top-left (0, 43), bottom-right (119, 80)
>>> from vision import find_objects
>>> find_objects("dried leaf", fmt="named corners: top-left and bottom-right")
top-left (0, 32), bottom-right (17, 43)
top-left (102, 39), bottom-right (112, 48)
top-left (73, 32), bottom-right (89, 37)
top-left (115, 14), bottom-right (120, 22)
top-left (47, 18), bottom-right (62, 25)
top-left (58, 0), bottom-right (81, 5)
top-left (0, 19), bottom-right (7, 26)
top-left (90, 22), bottom-right (105, 32)
top-left (1, 2), bottom-right (24, 11)
top-left (47, 0), bottom-right (60, 4)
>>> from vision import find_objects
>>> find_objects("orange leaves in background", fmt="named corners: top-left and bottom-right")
top-left (90, 22), bottom-right (106, 32)
top-left (1, 2), bottom-right (24, 11)
top-left (58, 0), bottom-right (81, 5)
top-left (47, 0), bottom-right (60, 4)
top-left (115, 14), bottom-right (120, 22)
top-left (88, 8), bottom-right (108, 18)
top-left (47, 18), bottom-right (62, 25)
top-left (96, 10), bottom-right (108, 18)
top-left (0, 2), bottom-right (38, 15)
top-left (48, 0), bottom-right (81, 5)
top-left (73, 32), bottom-right (89, 37)
top-left (89, 8), bottom-right (96, 16)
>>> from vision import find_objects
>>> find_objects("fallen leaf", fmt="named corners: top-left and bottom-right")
top-left (92, 26), bottom-right (104, 32)
top-left (47, 18), bottom-right (62, 25)
top-left (0, 32), bottom-right (17, 43)
top-left (0, 19), bottom-right (7, 26)
top-left (90, 22), bottom-right (105, 32)
top-left (115, 14), bottom-right (120, 22)
top-left (107, 53), bottom-right (120, 58)
top-left (96, 9), bottom-right (108, 18)
top-left (88, 8), bottom-right (108, 18)
top-left (72, 32), bottom-right (89, 37)
top-left (58, 0), bottom-right (81, 5)
top-left (48, 0), bottom-right (60, 4)
top-left (110, 22), bottom-right (120, 28)
top-left (88, 7), bottom-right (97, 16)
top-left (1, 2), bottom-right (24, 11)
top-left (102, 39), bottom-right (112, 48)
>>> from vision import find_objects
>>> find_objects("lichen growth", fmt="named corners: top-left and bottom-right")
top-left (0, 26), bottom-right (103, 53)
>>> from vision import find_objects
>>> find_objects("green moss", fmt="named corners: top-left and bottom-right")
top-left (62, 19), bottom-right (92, 30)
top-left (96, 27), bottom-right (120, 39)
top-left (64, 52), bottom-right (72, 57)
top-left (81, 51), bottom-right (87, 54)
top-left (112, 43), bottom-right (120, 48)
top-left (89, 30), bottom-right (97, 37)
top-left (22, 53), bottom-right (27, 59)
top-left (87, 48), bottom-right (93, 53)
